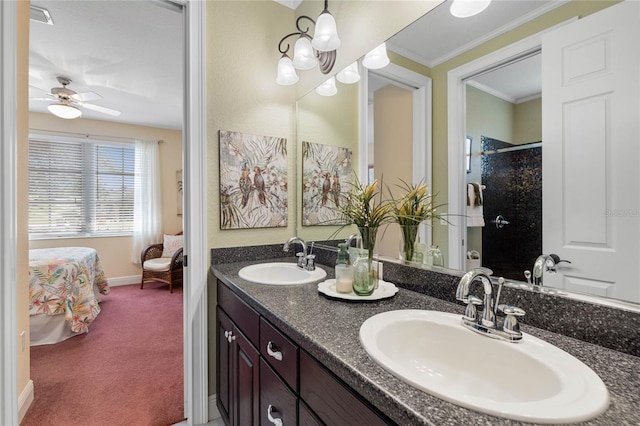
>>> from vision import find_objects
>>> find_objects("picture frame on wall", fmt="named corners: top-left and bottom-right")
top-left (466, 136), bottom-right (472, 173)
top-left (301, 141), bottom-right (353, 226)
top-left (176, 169), bottom-right (183, 216)
top-left (218, 130), bottom-right (288, 229)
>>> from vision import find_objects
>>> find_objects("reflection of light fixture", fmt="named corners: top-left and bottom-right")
top-left (315, 77), bottom-right (337, 96)
top-left (276, 0), bottom-right (340, 85)
top-left (363, 43), bottom-right (390, 69)
top-left (450, 0), bottom-right (491, 18)
top-left (336, 62), bottom-right (360, 84)
top-left (47, 103), bottom-right (82, 119)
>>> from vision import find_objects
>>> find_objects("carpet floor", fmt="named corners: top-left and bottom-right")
top-left (22, 282), bottom-right (185, 426)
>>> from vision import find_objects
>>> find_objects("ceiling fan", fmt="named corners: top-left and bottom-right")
top-left (30, 76), bottom-right (121, 119)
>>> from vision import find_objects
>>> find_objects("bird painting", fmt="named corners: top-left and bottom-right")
top-left (321, 172), bottom-right (331, 206)
top-left (332, 172), bottom-right (341, 207)
top-left (239, 162), bottom-right (252, 208)
top-left (254, 166), bottom-right (266, 205)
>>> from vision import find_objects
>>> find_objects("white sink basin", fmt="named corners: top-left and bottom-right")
top-left (359, 310), bottom-right (609, 424)
top-left (238, 262), bottom-right (326, 285)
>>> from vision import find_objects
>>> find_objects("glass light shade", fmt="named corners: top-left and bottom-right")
top-left (362, 43), bottom-right (390, 70)
top-left (450, 0), bottom-right (491, 18)
top-left (292, 36), bottom-right (317, 70)
top-left (47, 103), bottom-right (82, 119)
top-left (276, 55), bottom-right (299, 86)
top-left (336, 62), bottom-right (360, 84)
top-left (311, 11), bottom-right (341, 52)
top-left (315, 77), bottom-right (337, 96)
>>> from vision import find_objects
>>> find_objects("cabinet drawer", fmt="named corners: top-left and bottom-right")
top-left (218, 280), bottom-right (260, 347)
top-left (260, 317), bottom-right (299, 392)
top-left (300, 351), bottom-right (393, 426)
top-left (260, 358), bottom-right (298, 426)
top-left (299, 400), bottom-right (322, 426)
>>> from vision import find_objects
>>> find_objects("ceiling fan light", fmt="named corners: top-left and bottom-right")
top-left (363, 43), bottom-right (390, 70)
top-left (450, 0), bottom-right (491, 18)
top-left (292, 35), bottom-right (318, 70)
top-left (48, 103), bottom-right (82, 119)
top-left (276, 54), bottom-right (299, 86)
top-left (311, 11), bottom-right (341, 52)
top-left (336, 62), bottom-right (360, 84)
top-left (315, 77), bottom-right (337, 97)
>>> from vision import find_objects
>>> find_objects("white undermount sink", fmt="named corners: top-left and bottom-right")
top-left (238, 262), bottom-right (326, 285)
top-left (359, 310), bottom-right (609, 424)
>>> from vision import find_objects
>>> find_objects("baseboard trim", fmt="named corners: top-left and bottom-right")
top-left (208, 394), bottom-right (221, 421)
top-left (107, 275), bottom-right (141, 287)
top-left (18, 380), bottom-right (34, 422)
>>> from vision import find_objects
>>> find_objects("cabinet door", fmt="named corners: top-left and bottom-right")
top-left (217, 307), bottom-right (233, 425)
top-left (233, 327), bottom-right (260, 426)
top-left (260, 358), bottom-right (297, 426)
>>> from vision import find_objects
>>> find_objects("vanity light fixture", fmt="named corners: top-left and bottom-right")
top-left (450, 0), bottom-right (492, 18)
top-left (47, 102), bottom-right (82, 119)
top-left (315, 77), bottom-right (338, 96)
top-left (362, 43), bottom-right (390, 70)
top-left (276, 0), bottom-right (340, 86)
top-left (336, 61), bottom-right (360, 84)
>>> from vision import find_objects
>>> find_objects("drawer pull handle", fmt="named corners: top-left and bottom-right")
top-left (267, 404), bottom-right (283, 426)
top-left (224, 330), bottom-right (236, 343)
top-left (266, 341), bottom-right (283, 361)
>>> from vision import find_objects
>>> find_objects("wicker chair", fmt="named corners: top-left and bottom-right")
top-left (140, 234), bottom-right (183, 293)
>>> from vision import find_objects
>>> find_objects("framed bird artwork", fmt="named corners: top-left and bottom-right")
top-left (301, 141), bottom-right (353, 226)
top-left (219, 130), bottom-right (288, 229)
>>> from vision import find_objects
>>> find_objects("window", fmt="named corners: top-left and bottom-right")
top-left (29, 136), bottom-right (135, 238)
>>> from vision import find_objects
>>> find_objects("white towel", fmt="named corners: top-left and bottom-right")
top-left (467, 183), bottom-right (485, 227)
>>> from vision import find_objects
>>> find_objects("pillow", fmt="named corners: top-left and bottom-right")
top-left (162, 234), bottom-right (183, 258)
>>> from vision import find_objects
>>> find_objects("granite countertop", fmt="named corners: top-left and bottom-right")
top-left (212, 259), bottom-right (640, 426)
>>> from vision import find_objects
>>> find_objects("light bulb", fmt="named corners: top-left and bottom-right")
top-left (276, 54), bottom-right (299, 86)
top-left (336, 62), bottom-right (360, 84)
top-left (315, 77), bottom-right (337, 96)
top-left (292, 35), bottom-right (318, 70)
top-left (450, 0), bottom-right (491, 18)
top-left (363, 43), bottom-right (390, 70)
top-left (311, 11), bottom-right (341, 52)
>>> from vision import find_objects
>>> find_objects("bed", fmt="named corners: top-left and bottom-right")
top-left (29, 247), bottom-right (110, 345)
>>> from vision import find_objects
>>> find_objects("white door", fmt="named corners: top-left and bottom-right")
top-left (542, 0), bottom-right (640, 302)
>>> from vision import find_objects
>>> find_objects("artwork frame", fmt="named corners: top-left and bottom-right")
top-left (301, 141), bottom-right (353, 226)
top-left (176, 169), bottom-right (183, 216)
top-left (219, 130), bottom-right (288, 229)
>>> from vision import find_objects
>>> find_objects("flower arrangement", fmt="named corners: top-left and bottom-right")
top-left (391, 180), bottom-right (441, 262)
top-left (337, 176), bottom-right (393, 229)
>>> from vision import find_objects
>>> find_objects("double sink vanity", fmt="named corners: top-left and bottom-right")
top-left (211, 243), bottom-right (640, 425)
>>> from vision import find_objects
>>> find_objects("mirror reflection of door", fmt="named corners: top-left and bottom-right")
top-left (464, 53), bottom-right (542, 280)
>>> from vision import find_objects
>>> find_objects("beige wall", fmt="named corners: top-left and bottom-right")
top-left (28, 113), bottom-right (183, 279)
top-left (514, 97), bottom-right (542, 144)
top-left (17, 0), bottom-right (31, 414)
top-left (373, 85), bottom-right (413, 258)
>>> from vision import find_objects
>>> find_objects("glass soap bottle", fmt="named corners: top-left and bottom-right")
top-left (334, 243), bottom-right (354, 293)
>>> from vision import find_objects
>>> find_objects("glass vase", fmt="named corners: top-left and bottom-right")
top-left (353, 226), bottom-right (379, 296)
top-left (399, 224), bottom-right (420, 262)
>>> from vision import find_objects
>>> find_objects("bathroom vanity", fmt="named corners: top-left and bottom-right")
top-left (212, 256), bottom-right (640, 425)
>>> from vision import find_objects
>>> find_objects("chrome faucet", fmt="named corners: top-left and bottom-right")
top-left (283, 237), bottom-right (315, 271)
top-left (456, 268), bottom-right (525, 342)
top-left (532, 254), bottom-right (571, 287)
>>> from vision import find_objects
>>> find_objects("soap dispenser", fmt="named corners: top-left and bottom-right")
top-left (334, 243), bottom-right (354, 293)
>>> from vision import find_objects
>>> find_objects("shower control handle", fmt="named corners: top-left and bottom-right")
top-left (491, 215), bottom-right (510, 229)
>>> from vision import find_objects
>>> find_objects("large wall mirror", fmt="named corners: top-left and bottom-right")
top-left (295, 0), bottom-right (640, 307)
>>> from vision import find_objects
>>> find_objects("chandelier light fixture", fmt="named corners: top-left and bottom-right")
top-left (276, 0), bottom-right (341, 86)
top-left (450, 0), bottom-right (492, 18)
top-left (336, 61), bottom-right (360, 84)
top-left (315, 76), bottom-right (338, 96)
top-left (362, 43), bottom-right (390, 70)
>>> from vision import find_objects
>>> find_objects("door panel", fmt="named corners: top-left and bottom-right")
top-left (542, 0), bottom-right (640, 302)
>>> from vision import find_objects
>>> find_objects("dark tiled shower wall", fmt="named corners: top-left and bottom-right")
top-left (211, 244), bottom-right (640, 357)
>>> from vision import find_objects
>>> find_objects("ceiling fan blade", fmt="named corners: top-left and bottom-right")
top-left (71, 91), bottom-right (102, 102)
top-left (30, 97), bottom-right (56, 101)
top-left (79, 102), bottom-right (121, 117)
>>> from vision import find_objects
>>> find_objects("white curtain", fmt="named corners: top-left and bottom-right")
top-left (131, 139), bottom-right (163, 263)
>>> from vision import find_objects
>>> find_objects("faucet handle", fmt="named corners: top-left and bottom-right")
top-left (305, 254), bottom-right (316, 271)
top-left (498, 304), bottom-right (525, 335)
top-left (295, 252), bottom-right (305, 268)
top-left (463, 295), bottom-right (483, 322)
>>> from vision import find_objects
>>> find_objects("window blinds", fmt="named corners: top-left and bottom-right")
top-left (28, 138), bottom-right (135, 237)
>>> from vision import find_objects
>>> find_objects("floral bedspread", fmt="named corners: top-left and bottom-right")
top-left (29, 247), bottom-right (110, 333)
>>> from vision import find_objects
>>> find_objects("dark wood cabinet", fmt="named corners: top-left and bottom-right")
top-left (217, 279), bottom-right (394, 426)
